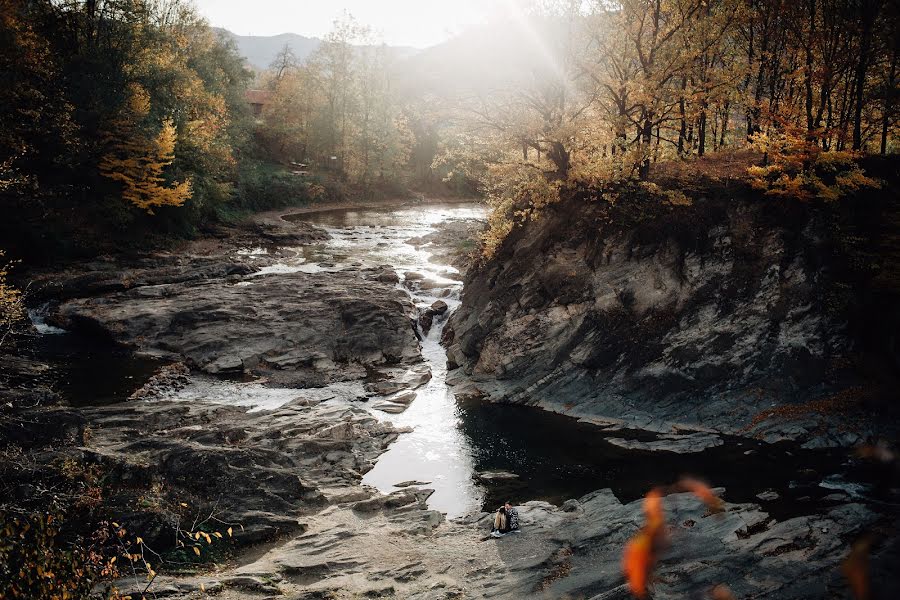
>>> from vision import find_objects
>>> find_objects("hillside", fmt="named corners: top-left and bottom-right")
top-left (215, 28), bottom-right (419, 70)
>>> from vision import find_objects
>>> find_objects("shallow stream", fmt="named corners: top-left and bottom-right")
top-left (25, 202), bottom-right (894, 521)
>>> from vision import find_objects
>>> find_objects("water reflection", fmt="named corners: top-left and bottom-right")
top-left (297, 202), bottom-right (487, 518)
top-left (360, 322), bottom-right (483, 518)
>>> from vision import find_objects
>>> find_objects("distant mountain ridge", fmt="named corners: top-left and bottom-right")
top-left (214, 29), bottom-right (321, 70)
top-left (215, 28), bottom-right (419, 71)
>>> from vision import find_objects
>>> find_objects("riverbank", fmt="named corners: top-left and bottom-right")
top-left (2, 200), bottom-right (898, 599)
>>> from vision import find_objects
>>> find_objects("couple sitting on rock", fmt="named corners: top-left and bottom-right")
top-left (489, 501), bottom-right (520, 537)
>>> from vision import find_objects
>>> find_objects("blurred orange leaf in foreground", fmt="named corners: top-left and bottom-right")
top-left (842, 535), bottom-right (874, 600)
top-left (622, 478), bottom-right (724, 598)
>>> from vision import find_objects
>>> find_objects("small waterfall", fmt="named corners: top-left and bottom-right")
top-left (27, 303), bottom-right (67, 335)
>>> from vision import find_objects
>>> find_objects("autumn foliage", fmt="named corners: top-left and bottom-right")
top-left (99, 85), bottom-right (193, 213)
top-left (0, 512), bottom-right (112, 600)
top-left (0, 250), bottom-right (25, 347)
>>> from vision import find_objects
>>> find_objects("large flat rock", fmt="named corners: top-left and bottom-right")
top-left (53, 269), bottom-right (420, 385)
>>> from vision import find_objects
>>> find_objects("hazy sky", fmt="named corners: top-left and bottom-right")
top-left (192, 0), bottom-right (514, 48)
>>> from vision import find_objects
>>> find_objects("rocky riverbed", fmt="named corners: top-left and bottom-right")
top-left (2, 199), bottom-right (898, 599)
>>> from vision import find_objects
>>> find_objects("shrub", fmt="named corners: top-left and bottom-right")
top-left (747, 129), bottom-right (881, 202)
top-left (0, 249), bottom-right (25, 347)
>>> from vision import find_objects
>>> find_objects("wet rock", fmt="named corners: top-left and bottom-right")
top-left (419, 311), bottom-right (434, 333)
top-left (475, 471), bottom-right (520, 483)
top-left (28, 257), bottom-right (258, 303)
top-left (419, 301), bottom-right (450, 335)
top-left (219, 575), bottom-right (281, 594)
top-left (128, 362), bottom-right (190, 401)
top-left (376, 270), bottom-right (400, 284)
top-left (605, 432), bottom-right (723, 454)
top-left (756, 490), bottom-right (780, 501)
top-left (371, 401), bottom-right (407, 413)
top-left (352, 488), bottom-right (425, 512)
top-left (405, 217), bottom-right (486, 276)
top-left (365, 365), bottom-right (432, 396)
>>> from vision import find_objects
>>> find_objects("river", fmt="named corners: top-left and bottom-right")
top-left (25, 201), bottom-right (891, 521)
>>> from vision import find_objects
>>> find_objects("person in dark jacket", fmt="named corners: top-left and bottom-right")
top-left (490, 501), bottom-right (520, 537)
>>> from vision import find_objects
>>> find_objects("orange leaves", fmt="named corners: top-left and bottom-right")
top-left (643, 489), bottom-right (665, 532)
top-left (680, 478), bottom-right (724, 514)
top-left (842, 535), bottom-right (874, 600)
top-left (710, 584), bottom-right (736, 599)
top-left (622, 488), bottom-right (668, 599)
top-left (623, 529), bottom-right (657, 598)
top-left (622, 478), bottom-right (725, 599)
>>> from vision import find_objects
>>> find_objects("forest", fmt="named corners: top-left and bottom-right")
top-left (2, 0), bottom-right (898, 264)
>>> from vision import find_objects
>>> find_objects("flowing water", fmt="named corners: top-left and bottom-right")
top-left (282, 203), bottom-right (895, 520)
top-left (291, 204), bottom-right (488, 516)
top-left (26, 202), bottom-right (896, 521)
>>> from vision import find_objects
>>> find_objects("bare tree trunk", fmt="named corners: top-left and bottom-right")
top-left (547, 141), bottom-right (570, 180)
top-left (803, 0), bottom-right (817, 136)
top-left (639, 118), bottom-right (653, 179)
top-left (720, 101), bottom-right (729, 148)
top-left (853, 0), bottom-right (880, 150)
top-left (678, 77), bottom-right (688, 155)
top-left (698, 102), bottom-right (708, 156)
top-left (882, 46), bottom-right (898, 155)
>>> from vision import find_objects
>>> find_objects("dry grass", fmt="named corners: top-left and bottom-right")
top-left (649, 150), bottom-right (761, 191)
top-left (740, 385), bottom-right (875, 435)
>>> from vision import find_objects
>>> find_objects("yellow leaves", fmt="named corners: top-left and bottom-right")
top-left (662, 189), bottom-right (693, 207)
top-left (227, 527), bottom-right (233, 537)
top-left (192, 546), bottom-right (201, 557)
top-left (125, 84), bottom-right (151, 120)
top-left (0, 249), bottom-right (25, 345)
top-left (99, 87), bottom-right (193, 213)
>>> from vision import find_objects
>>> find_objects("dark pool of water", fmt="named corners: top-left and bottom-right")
top-left (457, 397), bottom-right (898, 521)
top-left (12, 332), bottom-right (161, 406)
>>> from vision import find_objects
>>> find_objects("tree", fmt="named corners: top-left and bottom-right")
top-left (270, 43), bottom-right (298, 83)
top-left (99, 84), bottom-right (192, 213)
top-left (307, 13), bottom-right (367, 174)
top-left (0, 0), bottom-right (76, 192)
